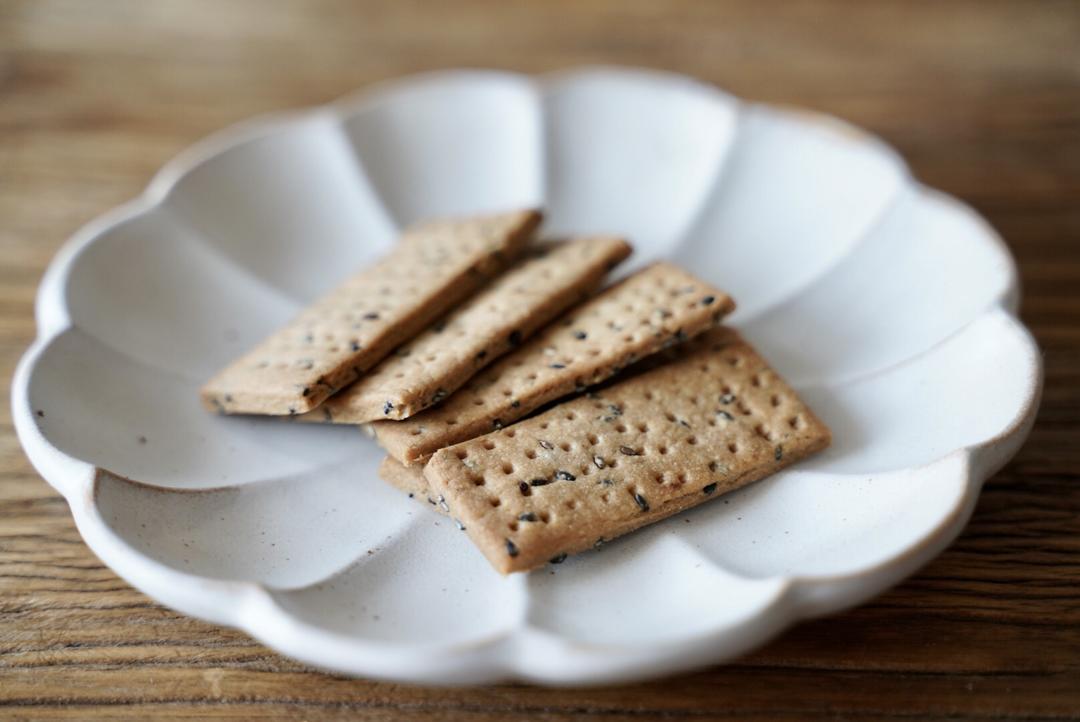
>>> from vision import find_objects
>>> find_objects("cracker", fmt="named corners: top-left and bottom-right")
top-left (201, 209), bottom-right (541, 415)
top-left (378, 456), bottom-right (451, 516)
top-left (303, 236), bottom-right (632, 423)
top-left (423, 327), bottom-right (831, 574)
top-left (373, 262), bottom-right (735, 466)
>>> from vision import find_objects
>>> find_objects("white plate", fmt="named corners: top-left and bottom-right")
top-left (11, 68), bottom-right (1041, 685)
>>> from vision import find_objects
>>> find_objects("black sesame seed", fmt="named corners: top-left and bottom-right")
top-left (518, 512), bottom-right (538, 522)
top-left (492, 419), bottom-right (503, 430)
top-left (718, 410), bottom-right (734, 421)
top-left (550, 553), bottom-right (568, 564)
top-left (619, 445), bottom-right (639, 456)
top-left (432, 388), bottom-right (448, 404)
top-left (702, 295), bottom-right (716, 306)
top-left (539, 440), bottom-right (554, 450)
top-left (301, 387), bottom-right (311, 397)
top-left (555, 470), bottom-right (576, 481)
top-left (600, 478), bottom-right (614, 487)
top-left (506, 539), bottom-right (519, 557)
top-left (350, 340), bottom-right (361, 352)
top-left (678, 419), bottom-right (691, 428)
top-left (510, 399), bottom-right (521, 408)
top-left (550, 363), bottom-right (566, 369)
top-left (408, 492), bottom-right (414, 498)
top-left (593, 455), bottom-right (606, 469)
top-left (519, 481), bottom-right (532, 496)
top-left (530, 478), bottom-right (552, 487)
top-left (608, 404), bottom-right (623, 417)
top-left (287, 407), bottom-right (297, 416)
top-left (720, 393), bottom-right (736, 405)
top-left (363, 312), bottom-right (380, 320)
top-left (383, 400), bottom-right (394, 415)
top-left (455, 519), bottom-right (467, 531)
top-left (634, 492), bottom-right (650, 512)
top-left (428, 497), bottom-right (437, 506)
top-left (703, 483), bottom-right (718, 495)
top-left (775, 445), bottom-right (783, 461)
top-left (475, 350), bottom-right (488, 361)
top-left (573, 330), bottom-right (587, 340)
top-left (593, 537), bottom-right (606, 551)
top-left (35, 409), bottom-right (44, 418)
top-left (508, 330), bottom-right (523, 346)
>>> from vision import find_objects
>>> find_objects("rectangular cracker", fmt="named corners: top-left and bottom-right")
top-left (301, 236), bottom-right (632, 423)
top-left (423, 327), bottom-right (831, 574)
top-left (201, 209), bottom-right (541, 415)
top-left (373, 262), bottom-right (735, 466)
top-left (379, 456), bottom-right (451, 516)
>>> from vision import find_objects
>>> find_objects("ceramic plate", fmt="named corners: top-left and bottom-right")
top-left (11, 68), bottom-right (1041, 685)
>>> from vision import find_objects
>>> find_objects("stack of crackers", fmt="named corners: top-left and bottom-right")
top-left (202, 209), bottom-right (830, 574)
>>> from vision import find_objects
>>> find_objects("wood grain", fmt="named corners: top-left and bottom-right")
top-left (1, 0), bottom-right (1078, 719)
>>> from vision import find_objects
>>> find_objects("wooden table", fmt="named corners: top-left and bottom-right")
top-left (2, 1), bottom-right (1078, 718)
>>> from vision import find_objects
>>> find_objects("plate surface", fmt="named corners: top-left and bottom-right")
top-left (11, 68), bottom-right (1041, 685)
